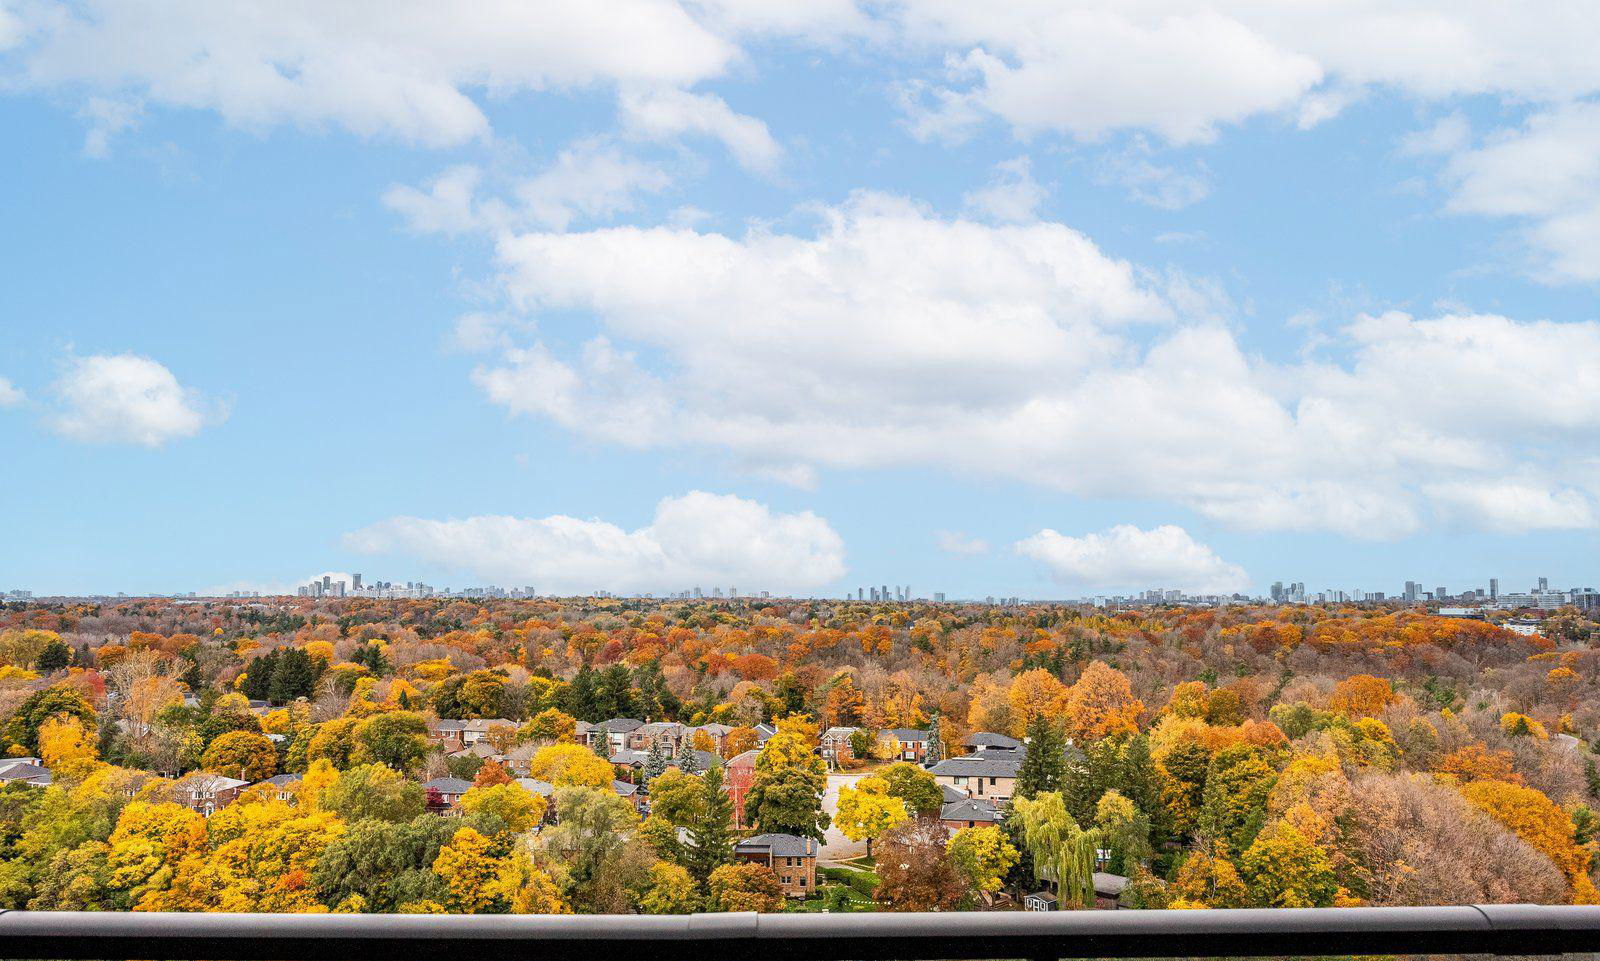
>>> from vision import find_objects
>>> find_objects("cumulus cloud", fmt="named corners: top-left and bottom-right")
top-left (1095, 140), bottom-right (1211, 210)
top-left (1015, 524), bottom-right (1249, 593)
top-left (962, 156), bottom-right (1047, 223)
top-left (934, 531), bottom-right (989, 555)
top-left (5, 0), bottom-right (737, 147)
top-left (0, 376), bottom-right (23, 407)
top-left (618, 87), bottom-right (782, 174)
top-left (463, 193), bottom-right (1600, 538)
top-left (1440, 102), bottom-right (1600, 282)
top-left (344, 491), bottom-right (845, 595)
top-left (892, 4), bottom-right (1600, 145)
top-left (385, 142), bottom-right (675, 237)
top-left (49, 353), bottom-right (220, 447)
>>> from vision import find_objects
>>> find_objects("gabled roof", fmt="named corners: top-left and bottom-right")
top-left (964, 732), bottom-right (1022, 750)
top-left (0, 761), bottom-right (51, 784)
top-left (885, 729), bottom-right (930, 741)
top-left (1094, 872), bottom-right (1130, 896)
top-left (421, 776), bottom-right (473, 795)
top-left (941, 797), bottom-right (1003, 822)
top-left (929, 754), bottom-right (1022, 778)
top-left (821, 726), bottom-right (858, 738)
top-left (689, 723), bottom-right (733, 736)
top-left (515, 778), bottom-right (554, 797)
top-left (601, 718), bottom-right (644, 732)
top-left (735, 833), bottom-right (818, 858)
top-left (255, 774), bottom-right (301, 788)
top-left (612, 779), bottom-right (639, 797)
top-left (609, 749), bottom-right (650, 767)
top-left (635, 721), bottom-right (684, 735)
top-left (175, 773), bottom-right (248, 791)
top-left (940, 784), bottom-right (968, 804)
top-left (726, 749), bottom-right (760, 767)
top-left (667, 750), bottom-right (720, 771)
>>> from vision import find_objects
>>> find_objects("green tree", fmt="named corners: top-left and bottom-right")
top-left (1014, 714), bottom-right (1067, 800)
top-left (1012, 791), bottom-right (1098, 908)
top-left (1238, 822), bottom-right (1338, 908)
top-left (637, 861), bottom-right (702, 914)
top-left (324, 764), bottom-right (427, 823)
top-left (947, 824), bottom-right (1019, 903)
top-left (5, 686), bottom-right (96, 754)
top-left (356, 711), bottom-right (432, 774)
top-left (880, 762), bottom-right (943, 816)
top-left (682, 765), bottom-right (734, 885)
top-left (746, 766), bottom-right (830, 841)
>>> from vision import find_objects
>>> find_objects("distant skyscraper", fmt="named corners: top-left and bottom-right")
top-left (1538, 576), bottom-right (1549, 592)
top-left (1271, 581), bottom-right (1284, 602)
top-left (351, 573), bottom-right (362, 591)
top-left (1490, 578), bottom-right (1499, 600)
top-left (1436, 586), bottom-right (1447, 601)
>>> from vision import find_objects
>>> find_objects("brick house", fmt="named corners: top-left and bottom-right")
top-left (173, 773), bottom-right (249, 816)
top-left (928, 752), bottom-right (1022, 803)
top-left (940, 796), bottom-right (1003, 832)
top-left (819, 726), bottom-right (858, 767)
top-left (879, 728), bottom-right (930, 762)
top-left (733, 833), bottom-right (818, 898)
top-left (421, 776), bottom-right (473, 813)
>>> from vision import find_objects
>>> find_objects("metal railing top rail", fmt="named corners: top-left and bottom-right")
top-left (2, 904), bottom-right (1600, 960)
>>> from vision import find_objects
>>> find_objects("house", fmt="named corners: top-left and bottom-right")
top-left (429, 718), bottom-right (517, 753)
top-left (0, 759), bottom-right (51, 787)
top-left (1093, 872), bottom-right (1129, 910)
top-left (587, 718), bottom-right (644, 754)
top-left (733, 833), bottom-right (818, 898)
top-left (1024, 891), bottom-right (1057, 912)
top-left (725, 749), bottom-right (759, 828)
top-left (963, 732), bottom-right (1022, 753)
top-left (752, 722), bottom-right (777, 745)
top-left (940, 796), bottom-right (1003, 832)
top-left (628, 721), bottom-right (685, 753)
top-left (668, 749), bottom-right (721, 774)
top-left (880, 728), bottom-right (930, 762)
top-left (819, 726), bottom-right (858, 766)
top-left (252, 773), bottom-right (301, 802)
top-left (173, 773), bottom-right (248, 816)
top-left (514, 778), bottom-right (555, 800)
top-left (684, 723), bottom-right (733, 753)
top-left (503, 742), bottom-right (540, 776)
top-left (421, 776), bottom-right (473, 813)
top-left (613, 779), bottom-right (642, 810)
top-left (928, 752), bottom-right (1023, 802)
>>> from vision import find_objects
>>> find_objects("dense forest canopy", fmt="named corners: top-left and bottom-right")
top-left (1, 594), bottom-right (1597, 914)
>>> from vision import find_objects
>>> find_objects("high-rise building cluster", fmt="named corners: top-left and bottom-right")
top-left (1263, 575), bottom-right (1599, 611)
top-left (852, 584), bottom-right (915, 601)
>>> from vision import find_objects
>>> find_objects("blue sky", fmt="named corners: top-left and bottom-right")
top-left (2, 3), bottom-right (1598, 599)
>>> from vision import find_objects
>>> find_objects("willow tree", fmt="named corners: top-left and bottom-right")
top-left (1012, 790), bottom-right (1099, 908)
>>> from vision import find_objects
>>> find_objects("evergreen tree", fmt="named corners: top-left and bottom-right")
top-left (269, 648), bottom-right (319, 703)
top-left (674, 736), bottom-right (701, 775)
top-left (595, 664), bottom-right (637, 720)
top-left (642, 739), bottom-right (669, 787)
top-left (684, 765), bottom-right (734, 886)
top-left (34, 640), bottom-right (71, 673)
top-left (1015, 715), bottom-right (1067, 800)
top-left (563, 664), bottom-right (599, 721)
top-left (771, 672), bottom-right (808, 719)
top-left (924, 712), bottom-right (944, 765)
top-left (591, 723), bottom-right (611, 760)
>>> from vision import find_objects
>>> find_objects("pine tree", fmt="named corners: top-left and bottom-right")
top-left (924, 712), bottom-right (944, 766)
top-left (1015, 714), bottom-right (1067, 800)
top-left (591, 722), bottom-right (610, 760)
top-left (684, 765), bottom-right (734, 885)
top-left (643, 738), bottom-right (669, 787)
top-left (674, 736), bottom-right (701, 775)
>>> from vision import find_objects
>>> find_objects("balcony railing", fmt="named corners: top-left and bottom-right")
top-left (2, 905), bottom-right (1599, 960)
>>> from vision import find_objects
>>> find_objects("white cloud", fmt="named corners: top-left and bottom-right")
top-left (1015, 524), bottom-right (1249, 593)
top-left (385, 142), bottom-right (674, 237)
top-left (934, 530), bottom-right (988, 555)
top-left (77, 96), bottom-right (142, 158)
top-left (618, 87), bottom-right (782, 174)
top-left (49, 353), bottom-right (220, 447)
top-left (7, 0), bottom-right (738, 146)
top-left (0, 376), bottom-right (23, 407)
top-left (1400, 111), bottom-right (1471, 158)
top-left (344, 491), bottom-right (845, 594)
top-left (891, 3), bottom-right (1600, 145)
top-left (962, 156), bottom-right (1047, 223)
top-left (1440, 102), bottom-right (1600, 282)
top-left (1425, 480), bottom-right (1599, 534)
top-left (464, 193), bottom-right (1600, 538)
top-left (515, 140), bottom-right (674, 229)
top-left (1095, 139), bottom-right (1210, 210)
